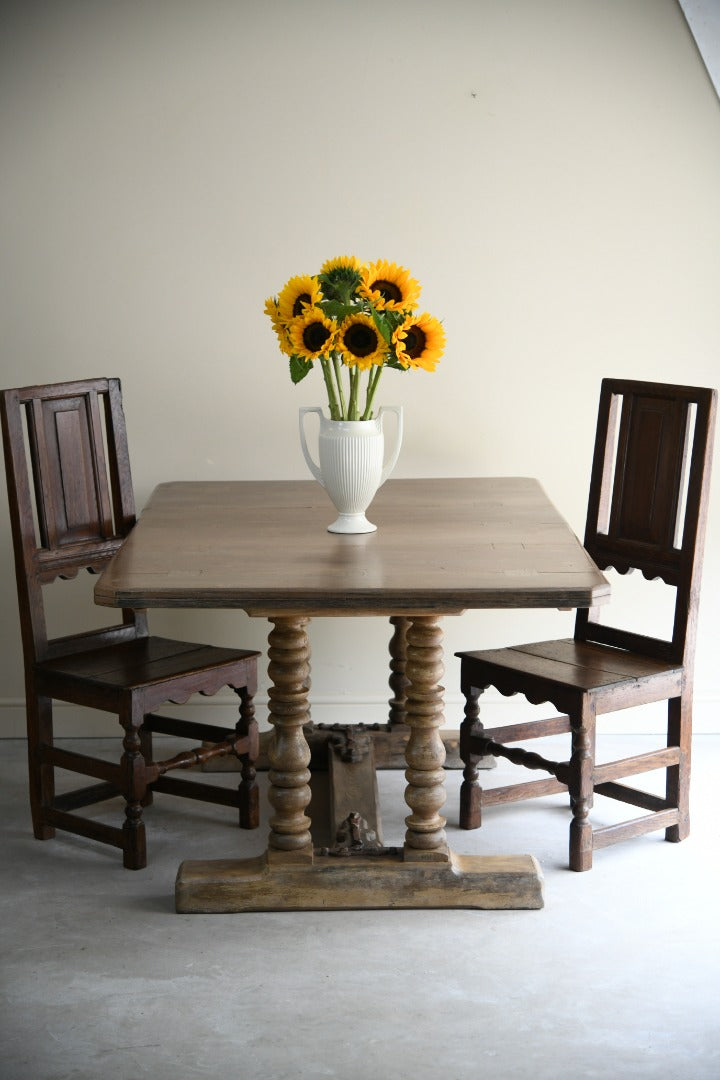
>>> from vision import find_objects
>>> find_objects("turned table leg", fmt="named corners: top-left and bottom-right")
top-left (403, 615), bottom-right (448, 861)
top-left (266, 616), bottom-right (313, 862)
top-left (388, 616), bottom-right (410, 728)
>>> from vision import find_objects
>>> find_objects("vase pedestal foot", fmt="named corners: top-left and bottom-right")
top-left (327, 512), bottom-right (377, 534)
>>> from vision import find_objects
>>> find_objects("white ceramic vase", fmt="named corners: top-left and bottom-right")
top-left (299, 406), bottom-right (403, 533)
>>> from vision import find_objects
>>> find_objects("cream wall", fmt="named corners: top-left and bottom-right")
top-left (1, 0), bottom-right (719, 736)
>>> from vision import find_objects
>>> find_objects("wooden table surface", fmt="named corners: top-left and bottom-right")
top-left (94, 477), bottom-right (609, 616)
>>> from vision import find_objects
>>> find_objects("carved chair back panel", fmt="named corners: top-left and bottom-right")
top-left (578, 378), bottom-right (716, 663)
top-left (2, 378), bottom-right (143, 662)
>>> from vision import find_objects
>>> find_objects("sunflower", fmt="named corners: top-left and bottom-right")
top-left (392, 312), bottom-right (446, 372)
top-left (337, 313), bottom-right (387, 370)
top-left (288, 308), bottom-right (336, 362)
top-left (320, 254), bottom-right (364, 277)
top-left (264, 296), bottom-right (292, 356)
top-left (277, 274), bottom-right (323, 324)
top-left (318, 255), bottom-right (365, 306)
top-left (360, 260), bottom-right (421, 312)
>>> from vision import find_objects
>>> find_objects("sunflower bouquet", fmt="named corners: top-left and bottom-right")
top-left (264, 255), bottom-right (445, 421)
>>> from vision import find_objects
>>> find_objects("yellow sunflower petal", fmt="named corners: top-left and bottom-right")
top-left (277, 275), bottom-right (323, 324)
top-left (360, 260), bottom-right (421, 312)
top-left (338, 313), bottom-right (387, 371)
top-left (392, 312), bottom-right (445, 372)
top-left (264, 295), bottom-right (293, 356)
top-left (320, 255), bottom-right (364, 276)
top-left (289, 309), bottom-right (336, 361)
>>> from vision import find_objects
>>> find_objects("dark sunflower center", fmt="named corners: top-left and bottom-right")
top-left (344, 322), bottom-right (379, 357)
top-left (303, 321), bottom-right (331, 353)
top-left (292, 293), bottom-right (312, 317)
top-left (403, 326), bottom-right (427, 359)
top-left (371, 278), bottom-right (403, 303)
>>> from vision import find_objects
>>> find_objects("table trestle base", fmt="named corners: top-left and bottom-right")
top-left (174, 851), bottom-right (544, 912)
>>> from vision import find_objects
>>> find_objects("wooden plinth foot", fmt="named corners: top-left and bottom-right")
top-left (174, 850), bottom-right (544, 913)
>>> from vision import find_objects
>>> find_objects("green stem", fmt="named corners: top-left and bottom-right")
top-left (332, 354), bottom-right (348, 420)
top-left (361, 365), bottom-right (383, 420)
top-left (320, 356), bottom-right (342, 420)
top-left (348, 367), bottom-right (361, 420)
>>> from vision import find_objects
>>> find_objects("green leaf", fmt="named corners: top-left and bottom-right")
top-left (319, 299), bottom-right (356, 321)
top-left (367, 304), bottom-right (393, 345)
top-left (289, 354), bottom-right (313, 384)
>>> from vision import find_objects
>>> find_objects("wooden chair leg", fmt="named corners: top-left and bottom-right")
top-left (235, 686), bottom-right (259, 830)
top-left (665, 695), bottom-right (690, 843)
top-left (568, 699), bottom-right (595, 872)
top-left (28, 692), bottom-right (56, 840)
top-left (120, 704), bottom-right (148, 870)
top-left (139, 725), bottom-right (154, 807)
top-left (459, 685), bottom-right (483, 830)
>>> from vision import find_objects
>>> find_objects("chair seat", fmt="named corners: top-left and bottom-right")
top-left (458, 638), bottom-right (683, 703)
top-left (37, 636), bottom-right (259, 700)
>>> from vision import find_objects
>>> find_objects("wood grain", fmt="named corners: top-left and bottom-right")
top-left (175, 852), bottom-right (545, 912)
top-left (94, 477), bottom-right (609, 615)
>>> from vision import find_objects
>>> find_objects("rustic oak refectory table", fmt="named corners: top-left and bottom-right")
top-left (94, 477), bottom-right (609, 912)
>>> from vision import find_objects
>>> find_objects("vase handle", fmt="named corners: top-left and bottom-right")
top-left (378, 405), bottom-right (403, 485)
top-left (299, 407), bottom-right (325, 485)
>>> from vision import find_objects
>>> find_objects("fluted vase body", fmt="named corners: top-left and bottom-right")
top-left (299, 407), bottom-right (403, 533)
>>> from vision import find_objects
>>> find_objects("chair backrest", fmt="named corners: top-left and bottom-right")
top-left (1, 378), bottom-right (147, 665)
top-left (576, 378), bottom-right (716, 665)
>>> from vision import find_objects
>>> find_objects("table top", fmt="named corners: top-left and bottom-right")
top-left (94, 477), bottom-right (609, 617)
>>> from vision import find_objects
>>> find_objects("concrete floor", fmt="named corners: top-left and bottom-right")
top-left (1, 733), bottom-right (718, 1080)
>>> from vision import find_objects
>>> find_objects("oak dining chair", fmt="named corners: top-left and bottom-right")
top-left (457, 378), bottom-right (716, 870)
top-left (1, 378), bottom-right (261, 869)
